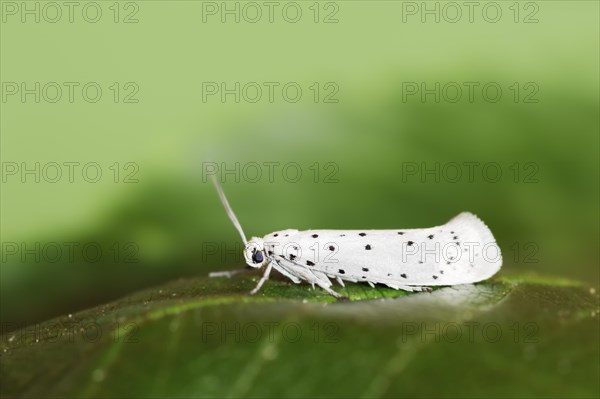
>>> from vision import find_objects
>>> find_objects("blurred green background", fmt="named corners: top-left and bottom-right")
top-left (1, 0), bottom-right (598, 336)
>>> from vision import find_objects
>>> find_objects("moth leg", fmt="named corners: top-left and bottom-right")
top-left (250, 262), bottom-right (273, 295)
top-left (315, 280), bottom-right (347, 300)
top-left (274, 257), bottom-right (348, 300)
top-left (322, 285), bottom-right (347, 300)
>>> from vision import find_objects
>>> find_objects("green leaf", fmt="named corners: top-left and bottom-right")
top-left (1, 272), bottom-right (598, 398)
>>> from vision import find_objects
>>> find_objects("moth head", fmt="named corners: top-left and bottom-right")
top-left (243, 238), bottom-right (268, 268)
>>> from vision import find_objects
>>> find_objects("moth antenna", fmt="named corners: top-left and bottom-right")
top-left (210, 175), bottom-right (248, 245)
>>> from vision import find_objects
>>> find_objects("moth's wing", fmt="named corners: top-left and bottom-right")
top-left (426, 212), bottom-right (502, 285)
top-left (266, 213), bottom-right (501, 288)
top-left (263, 213), bottom-right (501, 288)
top-left (369, 211), bottom-right (500, 286)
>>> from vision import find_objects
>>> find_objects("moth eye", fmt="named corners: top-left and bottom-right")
top-left (252, 251), bottom-right (264, 264)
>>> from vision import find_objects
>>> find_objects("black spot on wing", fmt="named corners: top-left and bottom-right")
top-left (306, 260), bottom-right (315, 266)
top-left (362, 267), bottom-right (369, 272)
top-left (365, 244), bottom-right (372, 250)
top-left (338, 269), bottom-right (346, 274)
top-left (428, 234), bottom-right (434, 239)
top-left (398, 232), bottom-right (404, 235)
top-left (401, 273), bottom-right (407, 278)
top-left (312, 234), bottom-right (319, 238)
top-left (407, 241), bottom-right (414, 246)
top-left (432, 275), bottom-right (438, 279)
top-left (328, 245), bottom-right (335, 251)
top-left (359, 233), bottom-right (367, 237)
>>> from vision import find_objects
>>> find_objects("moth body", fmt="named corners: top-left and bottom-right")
top-left (211, 177), bottom-right (501, 298)
top-left (245, 212), bottom-right (501, 297)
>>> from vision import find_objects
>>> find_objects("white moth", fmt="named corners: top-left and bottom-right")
top-left (210, 177), bottom-right (502, 299)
